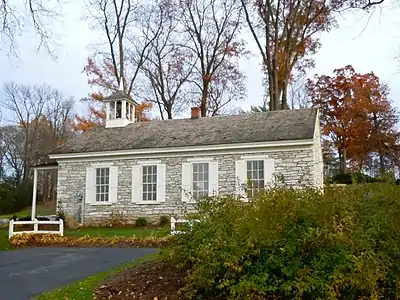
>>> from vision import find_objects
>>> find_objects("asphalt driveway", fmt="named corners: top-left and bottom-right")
top-left (0, 247), bottom-right (158, 300)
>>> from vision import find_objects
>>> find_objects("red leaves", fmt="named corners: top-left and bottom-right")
top-left (307, 65), bottom-right (399, 172)
top-left (74, 56), bottom-right (154, 132)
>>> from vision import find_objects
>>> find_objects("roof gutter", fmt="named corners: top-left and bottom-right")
top-left (48, 139), bottom-right (314, 161)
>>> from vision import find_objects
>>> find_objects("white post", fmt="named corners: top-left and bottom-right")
top-left (33, 219), bottom-right (38, 233)
top-left (105, 102), bottom-right (110, 119)
top-left (31, 168), bottom-right (38, 220)
top-left (170, 217), bottom-right (176, 233)
top-left (59, 219), bottom-right (64, 236)
top-left (122, 100), bottom-right (127, 119)
top-left (9, 219), bottom-right (14, 238)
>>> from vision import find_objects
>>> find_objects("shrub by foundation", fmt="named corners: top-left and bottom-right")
top-left (135, 217), bottom-right (148, 227)
top-left (167, 184), bottom-right (400, 299)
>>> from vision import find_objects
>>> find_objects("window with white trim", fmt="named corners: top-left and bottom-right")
top-left (132, 162), bottom-right (166, 204)
top-left (246, 160), bottom-right (265, 197)
top-left (142, 165), bottom-right (157, 201)
top-left (95, 167), bottom-right (110, 202)
top-left (182, 160), bottom-right (218, 202)
top-left (192, 163), bottom-right (209, 200)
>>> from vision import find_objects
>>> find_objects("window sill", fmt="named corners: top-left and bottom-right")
top-left (89, 202), bottom-right (113, 206)
top-left (134, 201), bottom-right (163, 205)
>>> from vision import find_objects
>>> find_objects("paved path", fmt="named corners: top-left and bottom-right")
top-left (0, 247), bottom-right (158, 300)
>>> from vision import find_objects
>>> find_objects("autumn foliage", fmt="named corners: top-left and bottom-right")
top-left (74, 90), bottom-right (152, 132)
top-left (73, 57), bottom-right (153, 132)
top-left (307, 65), bottom-right (399, 174)
top-left (9, 233), bottom-right (171, 248)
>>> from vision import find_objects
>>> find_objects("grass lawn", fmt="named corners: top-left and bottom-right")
top-left (0, 202), bottom-right (56, 219)
top-left (65, 226), bottom-right (170, 238)
top-left (35, 253), bottom-right (159, 300)
top-left (0, 229), bottom-right (13, 251)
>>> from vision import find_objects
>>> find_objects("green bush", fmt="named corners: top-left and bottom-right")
top-left (167, 184), bottom-right (400, 299)
top-left (159, 215), bottom-right (169, 227)
top-left (135, 217), bottom-right (148, 227)
top-left (0, 180), bottom-right (33, 214)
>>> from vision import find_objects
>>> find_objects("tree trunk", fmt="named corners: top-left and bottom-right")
top-left (379, 151), bottom-right (386, 175)
top-left (339, 148), bottom-right (347, 174)
top-left (201, 78), bottom-right (210, 117)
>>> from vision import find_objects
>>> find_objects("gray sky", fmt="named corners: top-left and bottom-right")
top-left (1, 2), bottom-right (399, 121)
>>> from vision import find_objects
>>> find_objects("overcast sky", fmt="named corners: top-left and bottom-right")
top-left (0, 1), bottom-right (399, 122)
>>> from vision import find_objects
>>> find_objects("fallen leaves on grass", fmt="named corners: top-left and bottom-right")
top-left (9, 233), bottom-right (171, 248)
top-left (94, 260), bottom-right (186, 300)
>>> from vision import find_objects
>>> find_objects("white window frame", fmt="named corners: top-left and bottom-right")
top-left (141, 165), bottom-right (158, 202)
top-left (192, 162), bottom-right (209, 201)
top-left (132, 160), bottom-right (166, 204)
top-left (245, 160), bottom-right (265, 198)
top-left (85, 163), bottom-right (118, 206)
top-left (95, 167), bottom-right (110, 202)
top-left (182, 158), bottom-right (218, 203)
top-left (235, 156), bottom-right (274, 200)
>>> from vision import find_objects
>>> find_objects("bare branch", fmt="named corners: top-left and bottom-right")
top-left (0, 0), bottom-right (62, 55)
top-left (178, 0), bottom-right (245, 116)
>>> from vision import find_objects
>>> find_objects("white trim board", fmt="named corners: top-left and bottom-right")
top-left (49, 139), bottom-right (314, 161)
top-left (33, 165), bottom-right (58, 171)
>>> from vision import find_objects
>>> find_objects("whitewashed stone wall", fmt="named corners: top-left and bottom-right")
top-left (56, 147), bottom-right (318, 224)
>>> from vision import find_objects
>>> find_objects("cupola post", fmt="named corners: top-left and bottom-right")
top-left (103, 78), bottom-right (138, 128)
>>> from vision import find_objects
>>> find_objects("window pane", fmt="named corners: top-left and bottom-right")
top-left (247, 161), bottom-right (252, 171)
top-left (245, 160), bottom-right (265, 197)
top-left (141, 165), bottom-right (157, 201)
top-left (95, 167), bottom-right (110, 202)
top-left (192, 163), bottom-right (209, 200)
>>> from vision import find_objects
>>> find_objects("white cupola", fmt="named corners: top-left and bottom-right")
top-left (104, 80), bottom-right (138, 128)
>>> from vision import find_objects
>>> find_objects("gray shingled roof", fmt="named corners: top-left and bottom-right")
top-left (104, 91), bottom-right (139, 106)
top-left (50, 108), bottom-right (317, 154)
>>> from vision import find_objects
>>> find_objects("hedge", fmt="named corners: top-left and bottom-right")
top-left (167, 184), bottom-right (400, 299)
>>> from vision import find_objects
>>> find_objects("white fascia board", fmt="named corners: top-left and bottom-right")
top-left (48, 139), bottom-right (314, 161)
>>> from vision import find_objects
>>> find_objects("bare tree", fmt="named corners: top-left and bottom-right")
top-left (240, 0), bottom-right (353, 111)
top-left (178, 0), bottom-right (245, 117)
top-left (207, 61), bottom-right (246, 116)
top-left (288, 76), bottom-right (311, 109)
top-left (0, 0), bottom-right (62, 54)
top-left (138, 0), bottom-right (196, 119)
top-left (1, 82), bottom-right (74, 182)
top-left (84, 0), bottom-right (162, 94)
top-left (0, 125), bottom-right (25, 181)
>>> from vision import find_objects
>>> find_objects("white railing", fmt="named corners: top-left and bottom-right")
top-left (170, 217), bottom-right (200, 235)
top-left (8, 219), bottom-right (64, 238)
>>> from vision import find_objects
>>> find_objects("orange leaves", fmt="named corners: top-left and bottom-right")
top-left (8, 233), bottom-right (171, 248)
top-left (307, 65), bottom-right (398, 172)
top-left (75, 57), bottom-right (154, 132)
top-left (136, 102), bottom-right (152, 122)
top-left (73, 94), bottom-right (153, 132)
